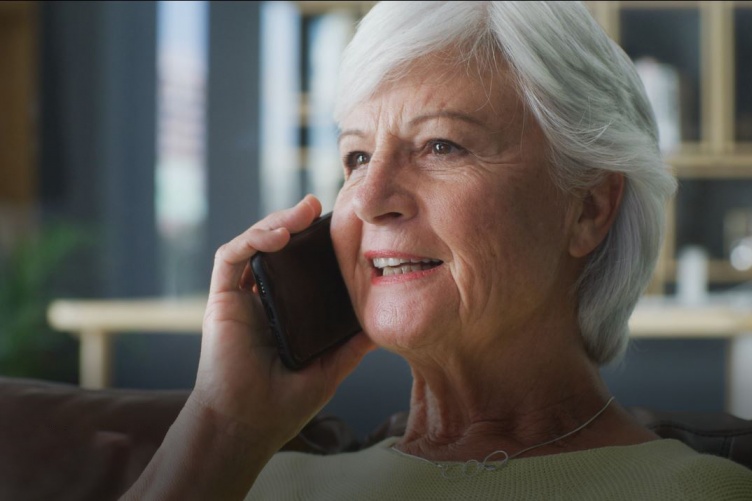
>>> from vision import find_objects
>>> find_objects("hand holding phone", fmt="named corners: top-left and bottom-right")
top-left (250, 213), bottom-right (362, 370)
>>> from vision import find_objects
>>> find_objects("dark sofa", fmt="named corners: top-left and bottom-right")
top-left (0, 377), bottom-right (750, 500)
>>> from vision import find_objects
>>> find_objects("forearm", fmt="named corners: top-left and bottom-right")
top-left (122, 196), bottom-right (373, 499)
top-left (122, 395), bottom-right (278, 501)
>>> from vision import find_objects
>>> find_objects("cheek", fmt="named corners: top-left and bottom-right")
top-left (331, 194), bottom-right (367, 301)
top-left (444, 185), bottom-right (561, 295)
top-left (447, 208), bottom-right (510, 295)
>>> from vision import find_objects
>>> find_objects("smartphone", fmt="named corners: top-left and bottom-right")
top-left (250, 213), bottom-right (362, 370)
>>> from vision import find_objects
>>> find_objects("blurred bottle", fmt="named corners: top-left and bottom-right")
top-left (725, 208), bottom-right (752, 272)
top-left (676, 245), bottom-right (708, 305)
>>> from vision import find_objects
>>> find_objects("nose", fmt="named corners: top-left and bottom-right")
top-left (351, 152), bottom-right (418, 225)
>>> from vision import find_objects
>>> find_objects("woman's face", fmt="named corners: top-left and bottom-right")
top-left (332, 60), bottom-right (581, 358)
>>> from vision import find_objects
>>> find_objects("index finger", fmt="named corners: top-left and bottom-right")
top-left (209, 196), bottom-right (322, 295)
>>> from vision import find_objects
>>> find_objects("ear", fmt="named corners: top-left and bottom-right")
top-left (568, 172), bottom-right (624, 258)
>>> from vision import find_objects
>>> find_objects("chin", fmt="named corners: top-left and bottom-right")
top-left (361, 302), bottom-right (438, 352)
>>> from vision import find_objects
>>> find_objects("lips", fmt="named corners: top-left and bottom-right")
top-left (371, 256), bottom-right (443, 277)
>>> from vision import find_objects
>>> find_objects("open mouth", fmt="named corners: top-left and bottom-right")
top-left (372, 257), bottom-right (443, 277)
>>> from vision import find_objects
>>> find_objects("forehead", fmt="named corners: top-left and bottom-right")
top-left (341, 55), bottom-right (525, 132)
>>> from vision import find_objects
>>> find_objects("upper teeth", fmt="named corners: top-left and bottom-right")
top-left (372, 257), bottom-right (440, 268)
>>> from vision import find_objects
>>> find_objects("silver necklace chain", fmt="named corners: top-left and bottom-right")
top-left (390, 396), bottom-right (615, 480)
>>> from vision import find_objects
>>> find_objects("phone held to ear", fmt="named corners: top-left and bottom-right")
top-left (250, 213), bottom-right (362, 370)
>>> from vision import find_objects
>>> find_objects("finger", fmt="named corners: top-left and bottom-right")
top-left (221, 194), bottom-right (322, 269)
top-left (257, 194), bottom-right (323, 233)
top-left (209, 196), bottom-right (322, 295)
top-left (210, 227), bottom-right (289, 295)
top-left (238, 195), bottom-right (324, 291)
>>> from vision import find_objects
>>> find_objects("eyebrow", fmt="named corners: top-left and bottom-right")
top-left (409, 110), bottom-right (488, 128)
top-left (337, 110), bottom-right (489, 145)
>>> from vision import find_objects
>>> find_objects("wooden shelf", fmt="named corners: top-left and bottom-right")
top-left (667, 149), bottom-right (752, 178)
top-left (46, 296), bottom-right (752, 388)
top-left (665, 259), bottom-right (752, 284)
top-left (294, 1), bottom-right (374, 16)
top-left (617, 1), bottom-right (702, 9)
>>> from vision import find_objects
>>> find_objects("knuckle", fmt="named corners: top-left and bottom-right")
top-left (214, 243), bottom-right (230, 261)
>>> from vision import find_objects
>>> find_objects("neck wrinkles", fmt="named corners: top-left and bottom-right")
top-left (395, 336), bottom-right (612, 462)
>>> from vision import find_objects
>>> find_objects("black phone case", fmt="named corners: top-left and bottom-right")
top-left (250, 213), bottom-right (361, 370)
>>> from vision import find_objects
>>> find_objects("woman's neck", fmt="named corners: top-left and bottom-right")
top-left (394, 331), bottom-right (654, 462)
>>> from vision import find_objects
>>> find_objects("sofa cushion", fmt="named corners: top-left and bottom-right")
top-left (0, 377), bottom-right (187, 500)
top-left (629, 406), bottom-right (752, 470)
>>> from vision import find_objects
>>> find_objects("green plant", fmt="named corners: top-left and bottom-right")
top-left (0, 223), bottom-right (89, 381)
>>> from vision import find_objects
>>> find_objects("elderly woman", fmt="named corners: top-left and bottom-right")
top-left (126, 1), bottom-right (751, 499)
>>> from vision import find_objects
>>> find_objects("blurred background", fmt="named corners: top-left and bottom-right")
top-left (1, 0), bottom-right (751, 438)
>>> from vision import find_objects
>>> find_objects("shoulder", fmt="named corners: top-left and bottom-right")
top-left (654, 440), bottom-right (752, 499)
top-left (491, 439), bottom-right (752, 501)
top-left (578, 439), bottom-right (752, 500)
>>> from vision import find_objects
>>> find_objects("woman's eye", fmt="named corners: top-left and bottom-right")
top-left (344, 151), bottom-right (370, 170)
top-left (429, 140), bottom-right (462, 156)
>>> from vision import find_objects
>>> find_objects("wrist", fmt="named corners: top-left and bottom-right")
top-left (123, 393), bottom-right (279, 500)
top-left (182, 392), bottom-right (281, 464)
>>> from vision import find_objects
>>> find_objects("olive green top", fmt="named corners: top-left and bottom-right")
top-left (246, 437), bottom-right (752, 500)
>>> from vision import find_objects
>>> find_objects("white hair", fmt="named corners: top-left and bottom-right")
top-left (333, 1), bottom-right (677, 365)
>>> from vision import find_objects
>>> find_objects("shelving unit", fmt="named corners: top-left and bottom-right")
top-left (286, 1), bottom-right (752, 294)
top-left (587, 1), bottom-right (752, 294)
